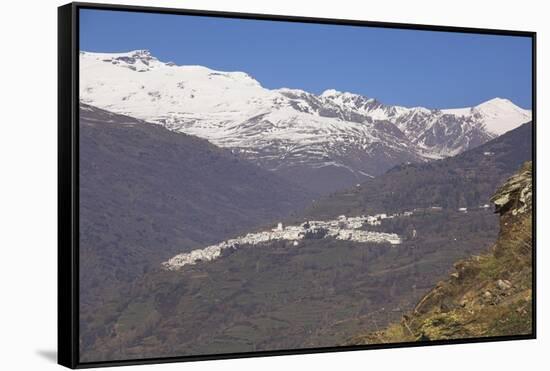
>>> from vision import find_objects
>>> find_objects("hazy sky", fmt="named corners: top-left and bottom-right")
top-left (80, 9), bottom-right (532, 109)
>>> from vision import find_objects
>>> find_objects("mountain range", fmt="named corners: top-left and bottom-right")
top-left (80, 50), bottom-right (531, 193)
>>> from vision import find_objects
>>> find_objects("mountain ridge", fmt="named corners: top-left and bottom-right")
top-left (80, 50), bottom-right (531, 193)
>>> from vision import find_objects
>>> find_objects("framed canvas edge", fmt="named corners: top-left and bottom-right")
top-left (57, 2), bottom-right (537, 369)
top-left (58, 3), bottom-right (79, 369)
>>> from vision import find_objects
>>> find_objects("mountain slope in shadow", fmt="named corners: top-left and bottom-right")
top-left (79, 103), bottom-right (314, 307)
top-left (301, 122), bottom-right (532, 220)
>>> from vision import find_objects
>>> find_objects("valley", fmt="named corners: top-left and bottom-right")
top-left (78, 104), bottom-right (531, 362)
top-left (80, 203), bottom-right (499, 361)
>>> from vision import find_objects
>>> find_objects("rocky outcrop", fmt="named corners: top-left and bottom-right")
top-left (491, 161), bottom-right (532, 216)
top-left (349, 161), bottom-right (533, 344)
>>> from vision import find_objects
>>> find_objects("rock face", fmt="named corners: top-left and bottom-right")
top-left (80, 50), bottom-right (531, 193)
top-left (349, 161), bottom-right (533, 344)
top-left (491, 161), bottom-right (533, 216)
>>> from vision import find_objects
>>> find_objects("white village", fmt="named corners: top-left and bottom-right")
top-left (162, 213), bottom-right (406, 270)
top-left (162, 200), bottom-right (498, 271)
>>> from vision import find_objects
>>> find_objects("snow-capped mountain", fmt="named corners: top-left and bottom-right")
top-left (80, 50), bottom-right (531, 193)
top-left (441, 97), bottom-right (532, 136)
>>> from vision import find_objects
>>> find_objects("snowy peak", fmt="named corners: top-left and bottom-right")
top-left (442, 97), bottom-right (531, 135)
top-left (80, 49), bottom-right (169, 72)
top-left (80, 50), bottom-right (268, 119)
top-left (319, 89), bottom-right (385, 121)
top-left (320, 89), bottom-right (365, 99)
top-left (320, 88), bottom-right (342, 98)
top-left (80, 50), bottom-right (263, 88)
top-left (320, 89), bottom-right (375, 106)
top-left (478, 97), bottom-right (514, 107)
top-left (475, 97), bottom-right (530, 117)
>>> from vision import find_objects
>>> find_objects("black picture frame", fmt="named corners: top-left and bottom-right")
top-left (58, 2), bottom-right (537, 369)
